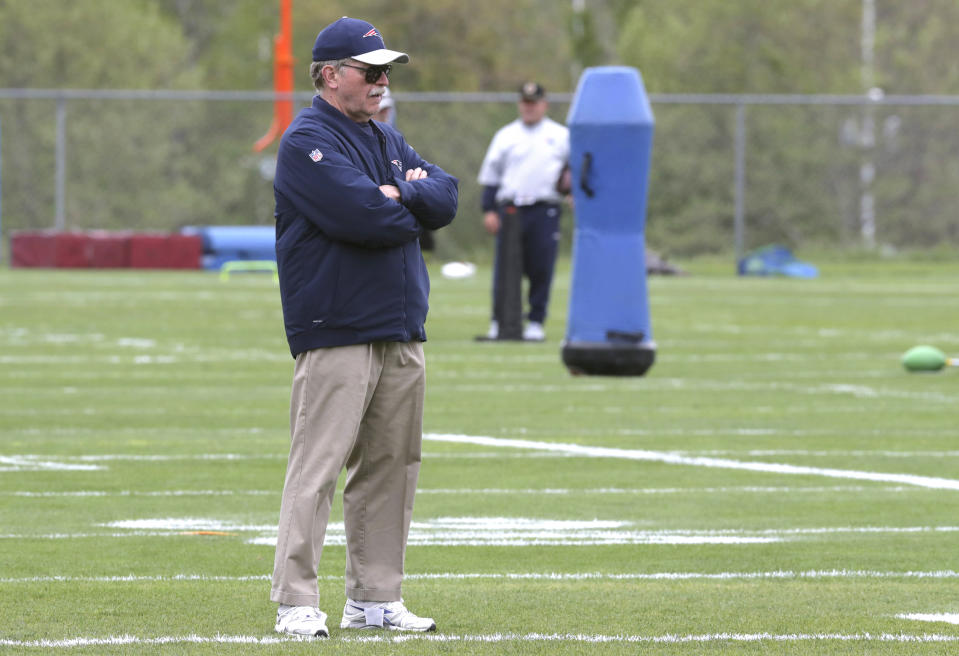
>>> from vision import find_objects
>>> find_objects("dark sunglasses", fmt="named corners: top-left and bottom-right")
top-left (341, 62), bottom-right (391, 83)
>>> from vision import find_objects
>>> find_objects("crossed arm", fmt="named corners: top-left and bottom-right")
top-left (379, 166), bottom-right (429, 201)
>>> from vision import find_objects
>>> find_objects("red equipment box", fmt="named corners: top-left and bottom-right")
top-left (11, 231), bottom-right (90, 268)
top-left (128, 233), bottom-right (201, 269)
top-left (86, 231), bottom-right (132, 268)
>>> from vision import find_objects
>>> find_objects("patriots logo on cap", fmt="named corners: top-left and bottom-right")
top-left (309, 149), bottom-right (323, 162)
top-left (363, 28), bottom-right (379, 38)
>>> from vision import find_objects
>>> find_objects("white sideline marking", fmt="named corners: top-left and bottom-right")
top-left (438, 379), bottom-right (958, 404)
top-left (685, 449), bottom-right (959, 458)
top-left (253, 526), bottom-right (959, 546)
top-left (3, 632), bottom-right (959, 648)
top-left (0, 485), bottom-right (926, 498)
top-left (103, 518), bottom-right (276, 532)
top-left (898, 614), bottom-right (959, 625)
top-left (0, 456), bottom-right (103, 472)
top-left (7, 520), bottom-right (959, 545)
top-left (92, 517), bottom-right (776, 546)
top-left (3, 444), bottom-right (957, 473)
top-left (7, 490), bottom-right (273, 498)
top-left (0, 451), bottom-right (569, 464)
top-left (0, 532), bottom-right (208, 539)
top-left (416, 485), bottom-right (908, 495)
top-left (0, 574), bottom-right (271, 583)
top-left (62, 453), bottom-right (270, 461)
top-left (0, 453), bottom-right (276, 472)
top-left (245, 523), bottom-right (959, 547)
top-left (424, 433), bottom-right (959, 491)
top-left (341, 632), bottom-right (959, 644)
top-left (426, 451), bottom-right (573, 458)
top-left (76, 516), bottom-right (780, 546)
top-left (398, 569), bottom-right (959, 581)
top-left (4, 570), bottom-right (959, 584)
top-left (0, 635), bottom-right (292, 648)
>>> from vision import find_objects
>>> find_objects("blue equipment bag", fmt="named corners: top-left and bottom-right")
top-left (737, 244), bottom-right (819, 278)
top-left (562, 67), bottom-right (656, 376)
top-left (182, 225), bottom-right (276, 270)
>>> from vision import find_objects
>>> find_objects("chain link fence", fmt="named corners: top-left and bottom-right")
top-left (2, 88), bottom-right (958, 261)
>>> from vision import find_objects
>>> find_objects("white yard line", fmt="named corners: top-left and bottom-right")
top-left (684, 449), bottom-right (959, 458)
top-left (4, 570), bottom-right (959, 584)
top-left (436, 380), bottom-right (958, 404)
top-left (898, 614), bottom-right (959, 625)
top-left (102, 518), bottom-right (276, 531)
top-left (10, 483), bottom-right (914, 500)
top-left (0, 453), bottom-right (279, 472)
top-left (67, 453), bottom-right (272, 461)
top-left (6, 490), bottom-right (273, 497)
top-left (6, 521), bottom-right (959, 545)
top-left (424, 433), bottom-right (959, 491)
top-left (0, 456), bottom-right (103, 472)
top-left (3, 632), bottom-right (959, 648)
top-left (415, 485), bottom-right (907, 494)
top-left (0, 574), bottom-right (272, 583)
top-left (248, 519), bottom-right (959, 548)
top-left (98, 517), bottom-right (781, 546)
top-left (0, 635), bottom-right (291, 648)
top-left (2, 443), bottom-right (957, 473)
top-left (342, 632), bottom-right (959, 644)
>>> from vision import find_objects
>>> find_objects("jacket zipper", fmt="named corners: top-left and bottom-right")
top-left (375, 128), bottom-right (392, 183)
top-left (376, 128), bottom-right (410, 341)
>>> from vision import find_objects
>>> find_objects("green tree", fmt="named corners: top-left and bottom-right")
top-left (0, 0), bottom-right (278, 231)
top-left (867, 1), bottom-right (959, 247)
top-left (152, 0), bottom-right (276, 90)
top-left (617, 0), bottom-right (860, 94)
top-left (610, 0), bottom-right (959, 253)
top-left (289, 0), bottom-right (573, 93)
top-left (613, 0), bottom-right (865, 253)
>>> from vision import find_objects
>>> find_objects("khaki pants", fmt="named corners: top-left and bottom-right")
top-left (270, 342), bottom-right (425, 607)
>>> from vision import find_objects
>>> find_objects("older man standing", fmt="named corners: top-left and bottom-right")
top-left (269, 16), bottom-right (458, 637)
top-left (478, 82), bottom-right (570, 342)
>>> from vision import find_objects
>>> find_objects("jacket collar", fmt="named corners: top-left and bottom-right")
top-left (312, 95), bottom-right (378, 138)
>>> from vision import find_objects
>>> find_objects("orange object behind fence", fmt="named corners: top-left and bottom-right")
top-left (253, 0), bottom-right (295, 152)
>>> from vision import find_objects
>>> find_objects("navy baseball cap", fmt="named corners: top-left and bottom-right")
top-left (519, 81), bottom-right (546, 101)
top-left (312, 17), bottom-right (410, 65)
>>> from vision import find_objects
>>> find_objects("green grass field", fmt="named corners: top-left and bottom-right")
top-left (1, 255), bottom-right (958, 654)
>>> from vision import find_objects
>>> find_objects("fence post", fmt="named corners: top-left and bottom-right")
top-left (55, 95), bottom-right (67, 231)
top-left (0, 115), bottom-right (3, 262)
top-left (733, 102), bottom-right (746, 263)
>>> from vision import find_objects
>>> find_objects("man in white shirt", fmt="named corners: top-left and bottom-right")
top-left (477, 82), bottom-right (570, 341)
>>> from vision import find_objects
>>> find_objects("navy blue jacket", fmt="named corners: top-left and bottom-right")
top-left (274, 96), bottom-right (458, 357)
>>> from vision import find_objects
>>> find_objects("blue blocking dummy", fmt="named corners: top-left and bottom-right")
top-left (562, 67), bottom-right (656, 376)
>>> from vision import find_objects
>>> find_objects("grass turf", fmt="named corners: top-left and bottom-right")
top-left (1, 254), bottom-right (958, 654)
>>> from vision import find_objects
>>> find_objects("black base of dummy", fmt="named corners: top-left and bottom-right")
top-left (562, 342), bottom-right (656, 377)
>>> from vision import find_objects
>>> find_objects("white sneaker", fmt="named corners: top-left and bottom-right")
top-left (275, 605), bottom-right (329, 637)
top-left (523, 321), bottom-right (545, 341)
top-left (340, 598), bottom-right (436, 632)
top-left (486, 320), bottom-right (499, 339)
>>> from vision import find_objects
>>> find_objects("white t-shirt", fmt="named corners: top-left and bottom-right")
top-left (477, 117), bottom-right (570, 206)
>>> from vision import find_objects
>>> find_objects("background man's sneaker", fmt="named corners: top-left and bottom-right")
top-left (275, 605), bottom-right (329, 637)
top-left (475, 320), bottom-right (500, 342)
top-left (340, 599), bottom-right (436, 632)
top-left (523, 321), bottom-right (545, 341)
